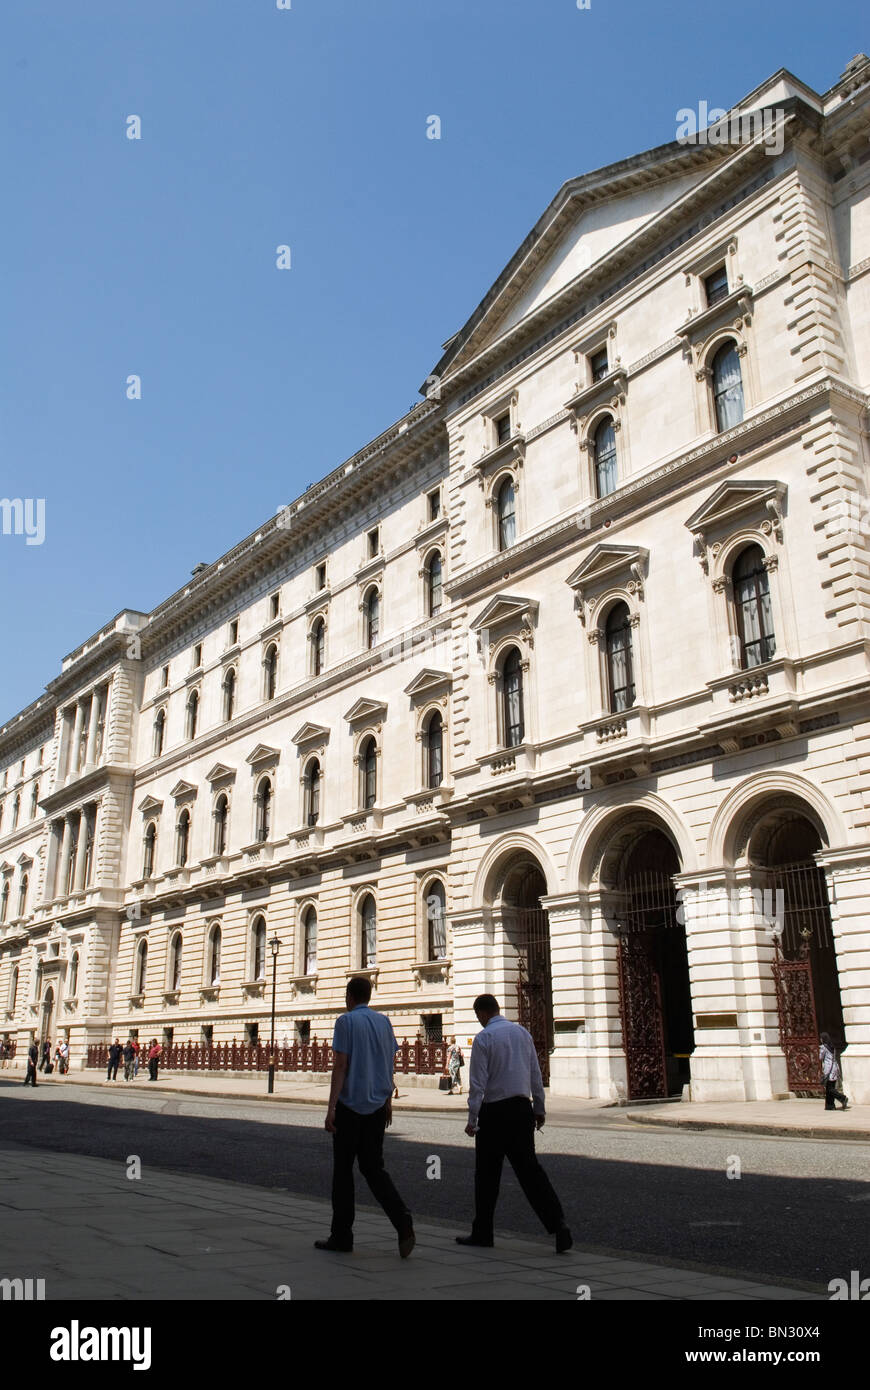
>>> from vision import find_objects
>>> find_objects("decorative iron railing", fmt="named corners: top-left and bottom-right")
top-left (87, 1036), bottom-right (447, 1075)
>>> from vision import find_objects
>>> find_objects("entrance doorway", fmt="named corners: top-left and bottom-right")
top-left (752, 814), bottom-right (844, 1095)
top-left (40, 987), bottom-right (55, 1046)
top-left (501, 862), bottom-right (553, 1085)
top-left (615, 830), bottom-right (694, 1099)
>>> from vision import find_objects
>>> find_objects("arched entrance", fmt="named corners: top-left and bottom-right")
top-left (609, 828), bottom-right (694, 1099)
top-left (40, 986), bottom-right (55, 1045)
top-left (748, 808), bottom-right (844, 1094)
top-left (499, 858), bottom-right (554, 1085)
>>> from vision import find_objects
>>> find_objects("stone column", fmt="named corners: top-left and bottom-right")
top-left (58, 818), bottom-right (74, 898)
top-left (84, 804), bottom-right (97, 886)
top-left (583, 888), bottom-right (627, 1100)
top-left (70, 703), bottom-right (86, 775)
top-left (449, 908), bottom-right (494, 1047)
top-left (84, 694), bottom-right (100, 768)
top-left (540, 891), bottom-right (590, 1096)
top-left (73, 813), bottom-right (88, 892)
top-left (815, 847), bottom-right (870, 1106)
top-left (44, 821), bottom-right (63, 902)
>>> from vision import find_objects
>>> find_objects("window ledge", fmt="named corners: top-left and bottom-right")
top-left (676, 286), bottom-right (754, 345)
top-left (346, 967), bottom-right (379, 986)
top-left (260, 616), bottom-right (284, 640)
top-left (129, 993), bottom-right (145, 1008)
top-left (241, 979), bottom-right (267, 998)
top-left (200, 985), bottom-right (220, 1003)
top-left (304, 588), bottom-right (331, 613)
top-left (163, 991), bottom-right (180, 1006)
top-left (471, 433), bottom-right (526, 476)
top-left (288, 973), bottom-right (317, 997)
top-left (411, 959), bottom-right (451, 988)
top-left (564, 368), bottom-right (627, 416)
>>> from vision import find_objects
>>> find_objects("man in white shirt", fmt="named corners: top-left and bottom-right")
top-left (457, 994), bottom-right (572, 1253)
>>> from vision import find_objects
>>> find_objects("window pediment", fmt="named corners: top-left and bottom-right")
top-left (170, 780), bottom-right (197, 801)
top-left (676, 285), bottom-right (754, 353)
top-left (205, 763), bottom-right (236, 785)
top-left (292, 722), bottom-right (330, 747)
top-left (566, 544), bottom-right (648, 599)
top-left (246, 744), bottom-right (281, 768)
top-left (344, 697), bottom-right (388, 726)
top-left (685, 479), bottom-right (785, 537)
top-left (404, 669), bottom-right (452, 700)
top-left (137, 796), bottom-right (163, 816)
top-left (470, 593), bottom-right (539, 633)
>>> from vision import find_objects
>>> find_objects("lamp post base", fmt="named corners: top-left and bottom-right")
top-left (268, 1063), bottom-right (275, 1095)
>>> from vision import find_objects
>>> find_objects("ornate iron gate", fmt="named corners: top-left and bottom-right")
top-left (514, 907), bottom-right (553, 1085)
top-left (772, 942), bottom-right (821, 1094)
top-left (764, 859), bottom-right (834, 1097)
top-left (614, 869), bottom-right (676, 1100)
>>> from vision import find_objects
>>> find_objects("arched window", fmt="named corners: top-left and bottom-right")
top-left (712, 341), bottom-right (744, 431)
top-left (31, 782), bottom-right (40, 818)
top-left (426, 880), bottom-right (447, 960)
top-left (501, 647), bottom-right (525, 748)
top-left (176, 810), bottom-right (190, 867)
top-left (364, 589), bottom-right (380, 649)
top-left (310, 618), bottom-right (326, 677)
top-left (208, 924), bottom-right (221, 986)
top-left (303, 906), bottom-right (318, 975)
top-left (606, 602), bottom-right (636, 713)
top-left (135, 940), bottom-right (148, 995)
top-left (213, 794), bottom-right (229, 855)
top-left (9, 965), bottom-right (19, 1011)
top-left (427, 552), bottom-right (443, 616)
top-left (733, 544), bottom-right (775, 668)
top-left (425, 711), bottom-right (443, 789)
top-left (304, 760), bottom-right (321, 827)
top-left (593, 417), bottom-right (618, 498)
top-left (263, 645), bottom-right (278, 701)
top-left (0, 880), bottom-right (9, 923)
top-left (143, 822), bottom-right (157, 878)
top-left (153, 709), bottom-right (166, 758)
top-left (360, 738), bottom-right (377, 810)
top-left (255, 778), bottom-right (272, 843)
top-left (18, 874), bottom-right (28, 918)
top-left (496, 478), bottom-right (516, 551)
top-left (170, 932), bottom-right (183, 991)
top-left (68, 951), bottom-right (79, 998)
top-left (360, 894), bottom-right (377, 968)
top-left (223, 668), bottom-right (236, 722)
top-left (11, 796), bottom-right (20, 831)
top-left (186, 690), bottom-right (199, 740)
top-left (252, 916), bottom-right (266, 981)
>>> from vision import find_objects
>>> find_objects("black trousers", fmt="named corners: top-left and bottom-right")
top-left (148, 1059), bottom-right (159, 1081)
top-left (825, 1079), bottom-right (847, 1109)
top-left (330, 1100), bottom-right (411, 1245)
top-left (107, 1061), bottom-right (120, 1080)
top-left (471, 1096), bottom-right (564, 1241)
top-left (23, 1062), bottom-right (38, 1086)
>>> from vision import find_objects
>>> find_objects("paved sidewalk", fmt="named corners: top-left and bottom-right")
top-left (0, 1140), bottom-right (822, 1301)
top-left (21, 1069), bottom-right (870, 1137)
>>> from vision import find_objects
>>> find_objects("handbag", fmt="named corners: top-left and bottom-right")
top-left (438, 1075), bottom-right (451, 1091)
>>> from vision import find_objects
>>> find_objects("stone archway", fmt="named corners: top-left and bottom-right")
top-left (490, 852), bottom-right (554, 1085)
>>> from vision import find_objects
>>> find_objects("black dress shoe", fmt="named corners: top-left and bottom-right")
top-left (314, 1237), bottom-right (353, 1253)
top-left (555, 1225), bottom-right (573, 1254)
top-left (398, 1223), bottom-right (415, 1259)
top-left (456, 1234), bottom-right (494, 1247)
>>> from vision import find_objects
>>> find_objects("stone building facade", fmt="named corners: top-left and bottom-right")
top-left (2, 55), bottom-right (870, 1102)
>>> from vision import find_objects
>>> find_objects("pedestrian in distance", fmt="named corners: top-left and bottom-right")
top-left (457, 994), bottom-right (572, 1254)
top-left (106, 1038), bottom-right (123, 1081)
top-left (820, 1031), bottom-right (848, 1111)
top-left (147, 1038), bottom-right (162, 1081)
top-left (40, 1038), bottom-right (51, 1072)
top-left (131, 1038), bottom-right (140, 1077)
top-left (23, 1038), bottom-right (39, 1088)
top-left (123, 1039), bottom-right (136, 1082)
top-left (315, 975), bottom-right (415, 1259)
top-left (0, 1040), bottom-right (7, 1069)
top-left (446, 1037), bottom-right (465, 1095)
top-left (58, 1039), bottom-right (69, 1075)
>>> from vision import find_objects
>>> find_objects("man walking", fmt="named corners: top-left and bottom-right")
top-left (315, 976), bottom-right (414, 1258)
top-left (23, 1037), bottom-right (39, 1087)
top-left (123, 1039), bottom-right (136, 1082)
top-left (457, 994), bottom-right (571, 1253)
top-left (106, 1038), bottom-right (123, 1081)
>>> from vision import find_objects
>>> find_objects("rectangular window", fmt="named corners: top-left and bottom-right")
top-left (200, 1024), bottom-right (213, 1046)
top-left (270, 592), bottom-right (280, 620)
top-left (428, 489), bottom-right (441, 521)
top-left (296, 1020), bottom-right (311, 1045)
top-left (193, 644), bottom-right (202, 669)
top-left (495, 413), bottom-right (511, 445)
top-left (368, 527), bottom-right (380, 558)
top-left (245, 1022), bottom-right (259, 1045)
top-left (228, 619), bottom-right (239, 647)
top-left (422, 1014), bottom-right (443, 1044)
top-left (704, 265), bottom-right (729, 306)
top-left (162, 1027), bottom-right (173, 1048)
top-left (589, 347), bottom-right (609, 382)
top-left (316, 562), bottom-right (327, 591)
top-left (161, 665), bottom-right (169, 688)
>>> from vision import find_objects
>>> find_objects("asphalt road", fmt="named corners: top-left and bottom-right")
top-left (3, 1080), bottom-right (868, 1289)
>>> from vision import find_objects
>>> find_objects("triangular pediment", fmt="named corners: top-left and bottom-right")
top-left (566, 544), bottom-right (648, 593)
top-left (170, 780), bottom-right (197, 800)
top-left (685, 479), bottom-right (786, 535)
top-left (205, 763), bottom-right (236, 784)
top-left (470, 594), bottom-right (538, 633)
top-left (291, 722), bottom-right (330, 746)
top-left (17, 853), bottom-right (33, 868)
top-left (245, 744), bottom-right (281, 767)
top-left (404, 669), bottom-right (452, 698)
top-left (0, 861), bottom-right (13, 876)
top-left (137, 795), bottom-right (163, 816)
top-left (344, 697), bottom-right (388, 725)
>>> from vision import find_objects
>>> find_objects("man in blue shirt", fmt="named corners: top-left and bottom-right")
top-left (315, 976), bottom-right (415, 1257)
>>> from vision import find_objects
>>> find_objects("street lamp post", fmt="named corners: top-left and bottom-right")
top-left (268, 935), bottom-right (281, 1095)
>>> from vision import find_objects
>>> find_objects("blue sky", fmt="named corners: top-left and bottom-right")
top-left (0, 0), bottom-right (865, 721)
